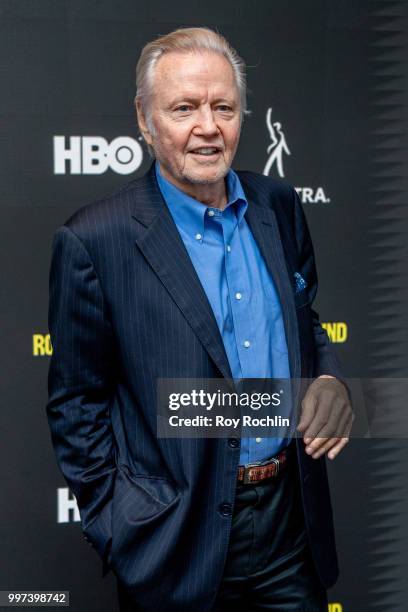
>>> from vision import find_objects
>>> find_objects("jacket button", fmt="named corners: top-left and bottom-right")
top-left (83, 534), bottom-right (92, 545)
top-left (228, 438), bottom-right (240, 448)
top-left (219, 503), bottom-right (232, 516)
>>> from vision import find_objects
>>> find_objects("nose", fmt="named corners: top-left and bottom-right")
top-left (193, 105), bottom-right (219, 137)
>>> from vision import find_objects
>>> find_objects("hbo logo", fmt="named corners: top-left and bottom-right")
top-left (53, 136), bottom-right (143, 175)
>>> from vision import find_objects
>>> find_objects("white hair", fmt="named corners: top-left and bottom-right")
top-left (134, 26), bottom-right (250, 152)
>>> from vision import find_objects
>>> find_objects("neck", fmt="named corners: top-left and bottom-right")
top-left (181, 181), bottom-right (228, 210)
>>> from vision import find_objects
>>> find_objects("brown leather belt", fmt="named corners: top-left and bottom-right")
top-left (237, 447), bottom-right (289, 484)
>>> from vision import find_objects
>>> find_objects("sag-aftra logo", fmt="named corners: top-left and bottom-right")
top-left (262, 106), bottom-right (331, 204)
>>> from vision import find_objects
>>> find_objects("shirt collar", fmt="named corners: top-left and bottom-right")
top-left (155, 160), bottom-right (248, 239)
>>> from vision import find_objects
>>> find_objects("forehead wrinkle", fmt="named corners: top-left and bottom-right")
top-left (167, 84), bottom-right (237, 106)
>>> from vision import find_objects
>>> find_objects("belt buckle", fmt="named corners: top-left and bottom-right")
top-left (242, 461), bottom-right (261, 485)
top-left (271, 457), bottom-right (280, 476)
top-left (243, 457), bottom-right (280, 484)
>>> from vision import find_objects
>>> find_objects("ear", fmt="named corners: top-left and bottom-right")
top-left (135, 98), bottom-right (153, 146)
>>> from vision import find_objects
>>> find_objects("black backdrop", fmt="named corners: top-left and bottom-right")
top-left (1, 1), bottom-right (407, 610)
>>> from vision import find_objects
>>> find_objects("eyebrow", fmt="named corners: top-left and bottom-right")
top-left (167, 95), bottom-right (237, 107)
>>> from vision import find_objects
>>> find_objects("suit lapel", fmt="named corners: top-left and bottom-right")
top-left (243, 189), bottom-right (301, 380)
top-left (130, 163), bottom-right (233, 381)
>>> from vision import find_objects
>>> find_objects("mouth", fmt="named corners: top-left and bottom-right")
top-left (189, 146), bottom-right (222, 159)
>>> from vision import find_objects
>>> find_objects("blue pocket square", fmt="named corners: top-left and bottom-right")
top-left (294, 272), bottom-right (307, 294)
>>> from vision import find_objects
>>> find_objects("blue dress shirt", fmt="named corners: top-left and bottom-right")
top-left (155, 160), bottom-right (291, 465)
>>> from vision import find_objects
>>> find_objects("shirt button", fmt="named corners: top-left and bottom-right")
top-left (195, 233), bottom-right (202, 241)
top-left (235, 292), bottom-right (242, 300)
top-left (208, 210), bottom-right (215, 217)
top-left (218, 503), bottom-right (232, 517)
top-left (228, 438), bottom-right (240, 448)
top-left (226, 245), bottom-right (231, 252)
top-left (243, 340), bottom-right (251, 348)
top-left (255, 437), bottom-right (262, 443)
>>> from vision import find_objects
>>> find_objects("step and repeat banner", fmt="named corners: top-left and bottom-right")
top-left (1, 1), bottom-right (407, 610)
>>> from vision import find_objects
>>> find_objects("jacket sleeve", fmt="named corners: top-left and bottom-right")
top-left (292, 188), bottom-right (346, 380)
top-left (46, 225), bottom-right (117, 571)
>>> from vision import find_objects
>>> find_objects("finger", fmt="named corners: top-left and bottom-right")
top-left (306, 416), bottom-right (353, 457)
top-left (308, 437), bottom-right (340, 458)
top-left (303, 412), bottom-right (329, 442)
top-left (305, 436), bottom-right (332, 455)
top-left (327, 437), bottom-right (350, 459)
top-left (332, 402), bottom-right (354, 438)
top-left (302, 392), bottom-right (337, 441)
top-left (307, 398), bottom-right (349, 442)
top-left (297, 393), bottom-right (318, 433)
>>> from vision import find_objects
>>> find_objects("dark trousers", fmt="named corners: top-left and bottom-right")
top-left (213, 442), bottom-right (328, 611)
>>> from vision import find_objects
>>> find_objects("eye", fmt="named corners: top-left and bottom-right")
top-left (216, 105), bottom-right (233, 112)
top-left (175, 105), bottom-right (192, 112)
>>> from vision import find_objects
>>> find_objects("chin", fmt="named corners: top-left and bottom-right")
top-left (184, 166), bottom-right (229, 185)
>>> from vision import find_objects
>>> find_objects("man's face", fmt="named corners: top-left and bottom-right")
top-left (138, 50), bottom-right (242, 190)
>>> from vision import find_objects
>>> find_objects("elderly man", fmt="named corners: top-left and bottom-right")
top-left (46, 27), bottom-right (352, 611)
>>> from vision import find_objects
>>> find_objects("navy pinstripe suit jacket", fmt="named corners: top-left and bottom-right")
top-left (46, 161), bottom-right (342, 611)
